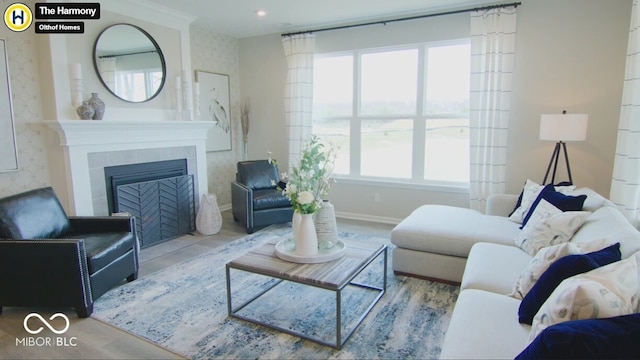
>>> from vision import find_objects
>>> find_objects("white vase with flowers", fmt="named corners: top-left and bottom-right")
top-left (280, 135), bottom-right (336, 257)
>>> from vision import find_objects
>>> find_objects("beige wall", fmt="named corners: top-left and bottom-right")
top-left (238, 34), bottom-right (288, 163)
top-left (239, 0), bottom-right (632, 221)
top-left (508, 0), bottom-right (630, 195)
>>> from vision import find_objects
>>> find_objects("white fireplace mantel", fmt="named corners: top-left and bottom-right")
top-left (43, 120), bottom-right (214, 216)
top-left (43, 120), bottom-right (214, 146)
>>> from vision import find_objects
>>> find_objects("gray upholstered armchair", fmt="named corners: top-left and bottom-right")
top-left (231, 160), bottom-right (294, 233)
top-left (0, 187), bottom-right (139, 317)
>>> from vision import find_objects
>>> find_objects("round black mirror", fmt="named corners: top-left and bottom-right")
top-left (93, 24), bottom-right (166, 103)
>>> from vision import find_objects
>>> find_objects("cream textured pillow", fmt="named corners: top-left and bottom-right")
top-left (514, 199), bottom-right (591, 256)
top-left (510, 238), bottom-right (613, 299)
top-left (528, 252), bottom-right (640, 343)
top-left (509, 180), bottom-right (576, 224)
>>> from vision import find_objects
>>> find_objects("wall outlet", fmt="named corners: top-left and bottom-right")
top-left (374, 193), bottom-right (381, 202)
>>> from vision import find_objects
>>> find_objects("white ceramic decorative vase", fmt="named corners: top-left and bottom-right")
top-left (293, 212), bottom-right (318, 257)
top-left (292, 210), bottom-right (302, 240)
top-left (314, 200), bottom-right (338, 249)
top-left (195, 193), bottom-right (222, 235)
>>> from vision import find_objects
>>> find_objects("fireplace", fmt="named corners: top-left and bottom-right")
top-left (42, 120), bottom-right (213, 219)
top-left (105, 159), bottom-right (189, 214)
top-left (105, 159), bottom-right (195, 248)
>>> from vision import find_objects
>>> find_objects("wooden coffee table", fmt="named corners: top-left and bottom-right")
top-left (225, 237), bottom-right (387, 349)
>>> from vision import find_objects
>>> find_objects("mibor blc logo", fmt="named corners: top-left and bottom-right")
top-left (16, 312), bottom-right (77, 347)
top-left (4, 2), bottom-right (32, 32)
top-left (23, 313), bottom-right (70, 335)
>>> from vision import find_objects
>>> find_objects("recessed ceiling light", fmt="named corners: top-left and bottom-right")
top-left (256, 10), bottom-right (267, 17)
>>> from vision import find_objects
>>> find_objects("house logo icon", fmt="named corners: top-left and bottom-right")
top-left (4, 2), bottom-right (32, 32)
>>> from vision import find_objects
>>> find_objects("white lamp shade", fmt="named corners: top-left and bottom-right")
top-left (539, 113), bottom-right (588, 141)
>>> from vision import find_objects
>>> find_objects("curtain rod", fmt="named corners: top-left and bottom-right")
top-left (281, 2), bottom-right (521, 37)
top-left (98, 50), bottom-right (158, 59)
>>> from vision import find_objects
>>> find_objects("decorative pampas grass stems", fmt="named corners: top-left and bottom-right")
top-left (241, 100), bottom-right (250, 144)
top-left (241, 100), bottom-right (250, 160)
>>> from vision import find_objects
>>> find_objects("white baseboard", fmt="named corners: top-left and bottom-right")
top-left (219, 203), bottom-right (401, 225)
top-left (334, 211), bottom-right (402, 225)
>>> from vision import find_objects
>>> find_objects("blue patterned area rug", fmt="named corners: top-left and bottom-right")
top-left (92, 224), bottom-right (459, 359)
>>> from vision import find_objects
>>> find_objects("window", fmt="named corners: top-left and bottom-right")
top-left (361, 49), bottom-right (417, 116)
top-left (115, 69), bottom-right (163, 102)
top-left (312, 41), bottom-right (470, 186)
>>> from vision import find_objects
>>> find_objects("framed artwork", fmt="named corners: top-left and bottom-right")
top-left (0, 39), bottom-right (18, 172)
top-left (195, 70), bottom-right (231, 152)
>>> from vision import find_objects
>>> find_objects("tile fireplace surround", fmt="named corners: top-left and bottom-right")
top-left (43, 120), bottom-right (214, 216)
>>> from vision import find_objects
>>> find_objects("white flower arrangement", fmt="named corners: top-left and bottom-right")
top-left (280, 135), bottom-right (336, 215)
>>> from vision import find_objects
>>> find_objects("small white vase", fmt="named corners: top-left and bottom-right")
top-left (294, 212), bottom-right (318, 257)
top-left (314, 200), bottom-right (338, 249)
top-left (195, 193), bottom-right (222, 235)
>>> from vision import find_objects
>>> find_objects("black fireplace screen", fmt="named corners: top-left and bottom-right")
top-left (105, 159), bottom-right (195, 248)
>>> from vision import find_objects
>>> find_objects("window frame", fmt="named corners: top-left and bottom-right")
top-left (312, 38), bottom-right (471, 191)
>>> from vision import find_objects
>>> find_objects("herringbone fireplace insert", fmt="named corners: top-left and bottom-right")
top-left (105, 159), bottom-right (195, 248)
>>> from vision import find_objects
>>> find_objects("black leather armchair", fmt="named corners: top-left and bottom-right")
top-left (232, 160), bottom-right (294, 233)
top-left (0, 187), bottom-right (139, 318)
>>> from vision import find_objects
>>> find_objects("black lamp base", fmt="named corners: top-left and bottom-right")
top-left (542, 141), bottom-right (573, 185)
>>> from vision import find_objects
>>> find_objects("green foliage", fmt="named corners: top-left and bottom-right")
top-left (281, 135), bottom-right (336, 214)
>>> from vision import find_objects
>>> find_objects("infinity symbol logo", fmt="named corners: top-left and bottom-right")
top-left (23, 313), bottom-right (70, 335)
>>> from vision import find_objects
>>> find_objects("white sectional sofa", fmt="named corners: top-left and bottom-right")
top-left (391, 187), bottom-right (615, 284)
top-left (391, 185), bottom-right (640, 358)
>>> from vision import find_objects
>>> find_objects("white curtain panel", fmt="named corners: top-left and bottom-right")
top-left (282, 34), bottom-right (315, 171)
top-left (469, 7), bottom-right (518, 212)
top-left (610, 0), bottom-right (640, 228)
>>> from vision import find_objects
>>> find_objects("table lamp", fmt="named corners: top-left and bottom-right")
top-left (539, 110), bottom-right (588, 185)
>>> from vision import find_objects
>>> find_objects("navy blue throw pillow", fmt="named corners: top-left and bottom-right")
top-left (520, 184), bottom-right (587, 228)
top-left (515, 313), bottom-right (640, 360)
top-left (509, 181), bottom-right (575, 217)
top-left (518, 243), bottom-right (621, 325)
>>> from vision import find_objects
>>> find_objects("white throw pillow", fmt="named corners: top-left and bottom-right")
top-left (509, 180), bottom-right (576, 224)
top-left (510, 238), bottom-right (613, 299)
top-left (528, 252), bottom-right (640, 343)
top-left (514, 199), bottom-right (591, 256)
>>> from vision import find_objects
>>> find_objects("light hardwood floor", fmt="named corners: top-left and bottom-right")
top-left (0, 210), bottom-right (394, 359)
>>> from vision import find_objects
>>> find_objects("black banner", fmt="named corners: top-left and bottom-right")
top-left (34, 22), bottom-right (84, 33)
top-left (34, 3), bottom-right (100, 20)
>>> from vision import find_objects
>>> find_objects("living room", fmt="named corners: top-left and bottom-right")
top-left (0, 0), bottom-right (631, 217)
top-left (0, 0), bottom-right (636, 358)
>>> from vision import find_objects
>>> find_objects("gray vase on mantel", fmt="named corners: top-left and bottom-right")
top-left (88, 92), bottom-right (105, 120)
top-left (76, 100), bottom-right (94, 120)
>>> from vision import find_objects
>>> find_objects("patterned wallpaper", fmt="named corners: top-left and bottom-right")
top-left (0, 10), bottom-right (241, 208)
top-left (0, 0), bottom-right (50, 197)
top-left (190, 25), bottom-right (242, 208)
